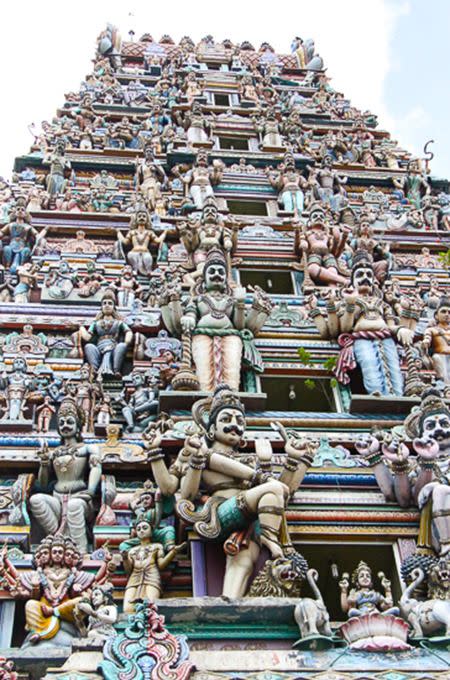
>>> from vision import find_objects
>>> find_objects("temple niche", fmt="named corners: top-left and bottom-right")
top-left (0, 22), bottom-right (449, 680)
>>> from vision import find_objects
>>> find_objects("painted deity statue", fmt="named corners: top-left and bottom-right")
top-left (30, 396), bottom-right (101, 552)
top-left (166, 248), bottom-right (272, 392)
top-left (0, 203), bottom-right (45, 274)
top-left (120, 370), bottom-right (159, 432)
top-left (357, 389), bottom-right (450, 557)
top-left (339, 561), bottom-right (398, 617)
top-left (117, 207), bottom-right (167, 276)
top-left (43, 140), bottom-right (71, 196)
top-left (177, 150), bottom-right (224, 210)
top-left (75, 582), bottom-right (118, 641)
top-left (135, 145), bottom-right (167, 212)
top-left (78, 293), bottom-right (133, 378)
top-left (175, 386), bottom-right (317, 597)
top-left (0, 357), bottom-right (32, 421)
top-left (309, 251), bottom-right (414, 396)
top-left (177, 197), bottom-right (237, 286)
top-left (423, 296), bottom-right (450, 385)
top-left (182, 101), bottom-right (212, 146)
top-left (393, 160), bottom-right (431, 209)
top-left (308, 155), bottom-right (347, 212)
top-left (266, 152), bottom-right (309, 216)
top-left (294, 203), bottom-right (349, 287)
top-left (0, 535), bottom-right (111, 646)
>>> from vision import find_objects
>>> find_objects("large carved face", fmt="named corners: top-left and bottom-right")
top-left (421, 412), bottom-right (450, 446)
top-left (352, 265), bottom-right (374, 294)
top-left (204, 263), bottom-right (226, 291)
top-left (209, 407), bottom-right (245, 447)
top-left (101, 297), bottom-right (116, 316)
top-left (91, 587), bottom-right (105, 608)
top-left (57, 413), bottom-right (79, 439)
top-left (51, 544), bottom-right (65, 565)
top-left (12, 357), bottom-right (27, 374)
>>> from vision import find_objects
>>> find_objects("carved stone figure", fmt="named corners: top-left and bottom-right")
top-left (423, 296), bottom-right (450, 384)
top-left (117, 207), bottom-right (167, 276)
top-left (120, 370), bottom-right (159, 432)
top-left (29, 396), bottom-right (101, 552)
top-left (78, 292), bottom-right (133, 378)
top-left (177, 151), bottom-right (224, 210)
top-left (45, 260), bottom-right (78, 299)
top-left (248, 552), bottom-right (308, 597)
top-left (308, 155), bottom-right (347, 212)
top-left (120, 514), bottom-right (185, 613)
top-left (0, 535), bottom-right (110, 646)
top-left (75, 582), bottom-right (118, 641)
top-left (0, 357), bottom-right (32, 421)
top-left (174, 248), bottom-right (270, 391)
top-left (294, 569), bottom-right (333, 647)
top-left (400, 558), bottom-right (450, 639)
top-left (43, 140), bottom-right (71, 196)
top-left (310, 250), bottom-right (414, 396)
top-left (0, 203), bottom-right (44, 273)
top-left (339, 561), bottom-right (399, 617)
top-left (267, 153), bottom-right (308, 216)
top-left (294, 204), bottom-right (349, 287)
top-left (136, 145), bottom-right (167, 211)
top-left (176, 386), bottom-right (315, 597)
top-left (177, 197), bottom-right (237, 286)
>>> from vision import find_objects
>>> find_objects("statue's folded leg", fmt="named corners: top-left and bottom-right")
top-left (113, 342), bottom-right (128, 373)
top-left (84, 344), bottom-right (101, 370)
top-left (30, 494), bottom-right (61, 534)
top-left (67, 498), bottom-right (89, 552)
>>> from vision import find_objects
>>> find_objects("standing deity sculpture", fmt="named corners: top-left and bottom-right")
top-left (393, 160), bottom-right (431, 209)
top-left (43, 140), bottom-right (71, 196)
top-left (308, 155), bottom-right (347, 212)
top-left (423, 296), bottom-right (450, 385)
top-left (182, 101), bottom-right (212, 145)
top-left (162, 248), bottom-right (271, 392)
top-left (266, 153), bottom-right (309, 216)
top-left (135, 145), bottom-right (167, 211)
top-left (175, 386), bottom-right (316, 597)
top-left (309, 251), bottom-right (414, 396)
top-left (76, 292), bottom-right (133, 379)
top-left (29, 396), bottom-right (101, 552)
top-left (176, 151), bottom-right (224, 210)
top-left (116, 207), bottom-right (167, 276)
top-left (0, 357), bottom-right (32, 422)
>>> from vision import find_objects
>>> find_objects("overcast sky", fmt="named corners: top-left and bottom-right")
top-left (0, 0), bottom-right (448, 179)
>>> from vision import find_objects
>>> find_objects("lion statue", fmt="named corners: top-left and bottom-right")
top-left (400, 557), bottom-right (450, 639)
top-left (247, 551), bottom-right (308, 598)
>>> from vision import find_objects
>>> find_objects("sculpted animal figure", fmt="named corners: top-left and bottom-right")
top-left (400, 564), bottom-right (450, 638)
top-left (248, 553), bottom-right (308, 598)
top-left (294, 569), bottom-right (332, 639)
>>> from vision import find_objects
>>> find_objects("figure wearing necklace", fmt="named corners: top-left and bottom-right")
top-left (339, 560), bottom-right (398, 617)
top-left (78, 292), bottom-right (133, 378)
top-left (29, 396), bottom-right (101, 553)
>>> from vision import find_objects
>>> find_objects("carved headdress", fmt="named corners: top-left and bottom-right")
top-left (404, 388), bottom-right (450, 438)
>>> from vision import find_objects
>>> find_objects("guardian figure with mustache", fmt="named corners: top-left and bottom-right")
top-left (309, 250), bottom-right (415, 396)
top-left (176, 385), bottom-right (316, 597)
top-left (30, 396), bottom-right (101, 553)
top-left (356, 389), bottom-right (450, 557)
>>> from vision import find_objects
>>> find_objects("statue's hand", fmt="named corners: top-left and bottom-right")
top-left (173, 542), bottom-right (187, 554)
top-left (339, 575), bottom-right (349, 592)
top-left (233, 286), bottom-right (247, 303)
top-left (397, 327), bottom-right (414, 346)
top-left (306, 293), bottom-right (318, 311)
top-left (183, 434), bottom-right (203, 459)
top-left (180, 315), bottom-right (196, 333)
top-left (382, 436), bottom-right (409, 463)
top-left (77, 601), bottom-right (93, 615)
top-left (355, 434), bottom-right (380, 458)
top-left (255, 438), bottom-right (272, 465)
top-left (341, 286), bottom-right (358, 305)
top-left (286, 435), bottom-right (318, 464)
top-left (413, 436), bottom-right (440, 461)
top-left (37, 442), bottom-right (52, 466)
top-left (142, 426), bottom-right (163, 450)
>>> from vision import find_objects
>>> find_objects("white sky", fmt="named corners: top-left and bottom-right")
top-left (0, 0), bottom-right (443, 178)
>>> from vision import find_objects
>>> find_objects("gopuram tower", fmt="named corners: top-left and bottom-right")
top-left (0, 24), bottom-right (448, 680)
